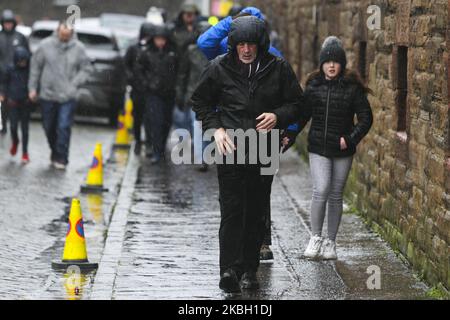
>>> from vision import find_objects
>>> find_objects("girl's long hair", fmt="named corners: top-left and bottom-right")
top-left (306, 69), bottom-right (373, 95)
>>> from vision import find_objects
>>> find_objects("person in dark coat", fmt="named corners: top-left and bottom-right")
top-left (124, 22), bottom-right (155, 156)
top-left (137, 25), bottom-right (178, 164)
top-left (175, 21), bottom-right (210, 172)
top-left (170, 1), bottom-right (202, 134)
top-left (0, 46), bottom-right (31, 163)
top-left (0, 9), bottom-right (29, 134)
top-left (191, 16), bottom-right (304, 293)
top-left (282, 36), bottom-right (373, 260)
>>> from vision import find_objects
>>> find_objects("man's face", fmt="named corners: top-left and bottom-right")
top-left (322, 61), bottom-right (342, 80)
top-left (182, 11), bottom-right (197, 25)
top-left (58, 25), bottom-right (74, 43)
top-left (237, 42), bottom-right (258, 64)
top-left (3, 21), bottom-right (14, 32)
top-left (153, 36), bottom-right (167, 50)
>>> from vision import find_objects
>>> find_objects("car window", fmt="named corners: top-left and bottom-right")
top-left (77, 33), bottom-right (115, 51)
top-left (30, 29), bottom-right (53, 40)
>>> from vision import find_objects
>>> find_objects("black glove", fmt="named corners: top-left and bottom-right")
top-left (281, 130), bottom-right (299, 153)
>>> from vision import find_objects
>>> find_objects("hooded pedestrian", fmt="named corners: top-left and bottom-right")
top-left (191, 16), bottom-right (304, 293)
top-left (137, 24), bottom-right (178, 164)
top-left (28, 21), bottom-right (91, 170)
top-left (196, 6), bottom-right (285, 261)
top-left (0, 46), bottom-right (31, 163)
top-left (282, 36), bottom-right (373, 260)
top-left (175, 21), bottom-right (211, 172)
top-left (170, 1), bottom-right (203, 136)
top-left (124, 22), bottom-right (155, 156)
top-left (0, 9), bottom-right (30, 135)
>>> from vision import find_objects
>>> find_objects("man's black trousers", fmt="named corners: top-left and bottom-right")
top-left (217, 163), bottom-right (274, 277)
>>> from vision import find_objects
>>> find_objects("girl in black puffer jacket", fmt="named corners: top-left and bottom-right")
top-left (283, 36), bottom-right (373, 260)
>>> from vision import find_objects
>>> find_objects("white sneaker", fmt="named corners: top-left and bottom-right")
top-left (304, 235), bottom-right (323, 259)
top-left (321, 239), bottom-right (337, 260)
top-left (52, 161), bottom-right (67, 170)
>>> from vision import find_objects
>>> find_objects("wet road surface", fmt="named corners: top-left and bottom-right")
top-left (0, 121), bottom-right (127, 299)
top-left (90, 141), bottom-right (430, 300)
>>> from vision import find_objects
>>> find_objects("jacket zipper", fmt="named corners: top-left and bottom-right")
top-left (323, 84), bottom-right (331, 155)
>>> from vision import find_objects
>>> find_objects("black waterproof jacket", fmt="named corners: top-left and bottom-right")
top-left (176, 43), bottom-right (209, 108)
top-left (191, 52), bottom-right (303, 131)
top-left (0, 28), bottom-right (29, 74)
top-left (136, 41), bottom-right (178, 100)
top-left (299, 70), bottom-right (373, 158)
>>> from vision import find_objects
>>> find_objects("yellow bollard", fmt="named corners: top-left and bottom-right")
top-left (81, 143), bottom-right (108, 193)
top-left (52, 199), bottom-right (98, 271)
top-left (124, 97), bottom-right (134, 131)
top-left (113, 112), bottom-right (131, 149)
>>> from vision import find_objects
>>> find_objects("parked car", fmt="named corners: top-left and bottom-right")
top-left (29, 20), bottom-right (126, 125)
top-left (0, 24), bottom-right (32, 37)
top-left (98, 13), bottom-right (146, 56)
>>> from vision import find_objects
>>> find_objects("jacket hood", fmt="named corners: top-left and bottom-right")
top-left (227, 16), bottom-right (269, 55)
top-left (1, 9), bottom-right (17, 30)
top-left (176, 2), bottom-right (200, 26)
top-left (13, 46), bottom-right (30, 64)
top-left (139, 22), bottom-right (155, 40)
top-left (240, 7), bottom-right (264, 20)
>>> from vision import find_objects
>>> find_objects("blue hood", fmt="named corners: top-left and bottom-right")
top-left (13, 46), bottom-right (30, 65)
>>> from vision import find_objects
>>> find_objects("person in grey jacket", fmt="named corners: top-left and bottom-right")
top-left (28, 22), bottom-right (91, 169)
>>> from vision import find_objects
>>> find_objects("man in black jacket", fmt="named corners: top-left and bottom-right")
top-left (124, 23), bottom-right (155, 156)
top-left (191, 16), bottom-right (304, 293)
top-left (0, 9), bottom-right (29, 134)
top-left (137, 25), bottom-right (178, 164)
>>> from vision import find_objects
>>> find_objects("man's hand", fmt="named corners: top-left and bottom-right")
top-left (256, 113), bottom-right (277, 132)
top-left (0, 95), bottom-right (4, 103)
top-left (340, 137), bottom-right (348, 150)
top-left (214, 128), bottom-right (236, 156)
top-left (29, 90), bottom-right (38, 102)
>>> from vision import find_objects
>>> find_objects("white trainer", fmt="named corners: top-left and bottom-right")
top-left (304, 235), bottom-right (323, 259)
top-left (321, 239), bottom-right (337, 260)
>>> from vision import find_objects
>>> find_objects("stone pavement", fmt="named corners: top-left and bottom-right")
top-left (90, 147), bottom-right (431, 300)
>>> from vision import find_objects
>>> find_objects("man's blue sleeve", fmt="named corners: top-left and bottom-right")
top-left (197, 16), bottom-right (233, 60)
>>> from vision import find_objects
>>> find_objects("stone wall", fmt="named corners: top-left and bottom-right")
top-left (246, 0), bottom-right (449, 290)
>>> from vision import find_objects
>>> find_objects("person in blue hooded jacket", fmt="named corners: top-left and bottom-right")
top-left (197, 7), bottom-right (282, 60)
top-left (197, 6), bottom-right (288, 262)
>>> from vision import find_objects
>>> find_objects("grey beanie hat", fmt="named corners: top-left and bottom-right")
top-left (319, 36), bottom-right (347, 70)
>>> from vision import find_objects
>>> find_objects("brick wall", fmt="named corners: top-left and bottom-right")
top-left (246, 0), bottom-right (449, 290)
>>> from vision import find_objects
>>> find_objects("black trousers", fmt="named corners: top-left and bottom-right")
top-left (131, 91), bottom-right (146, 144)
top-left (8, 104), bottom-right (30, 153)
top-left (217, 163), bottom-right (274, 277)
top-left (144, 94), bottom-right (174, 158)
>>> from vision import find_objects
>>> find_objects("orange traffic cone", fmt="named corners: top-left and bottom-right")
top-left (81, 143), bottom-right (108, 193)
top-left (113, 112), bottom-right (131, 149)
top-left (52, 199), bottom-right (98, 271)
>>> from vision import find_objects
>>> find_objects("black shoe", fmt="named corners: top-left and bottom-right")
top-left (260, 245), bottom-right (274, 260)
top-left (134, 143), bottom-right (142, 155)
top-left (219, 269), bottom-right (241, 293)
top-left (240, 271), bottom-right (259, 290)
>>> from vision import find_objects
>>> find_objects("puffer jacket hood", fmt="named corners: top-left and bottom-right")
top-left (228, 16), bottom-right (269, 55)
top-left (240, 7), bottom-right (264, 20)
top-left (139, 22), bottom-right (155, 41)
top-left (13, 46), bottom-right (30, 65)
top-left (1, 9), bottom-right (17, 30)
